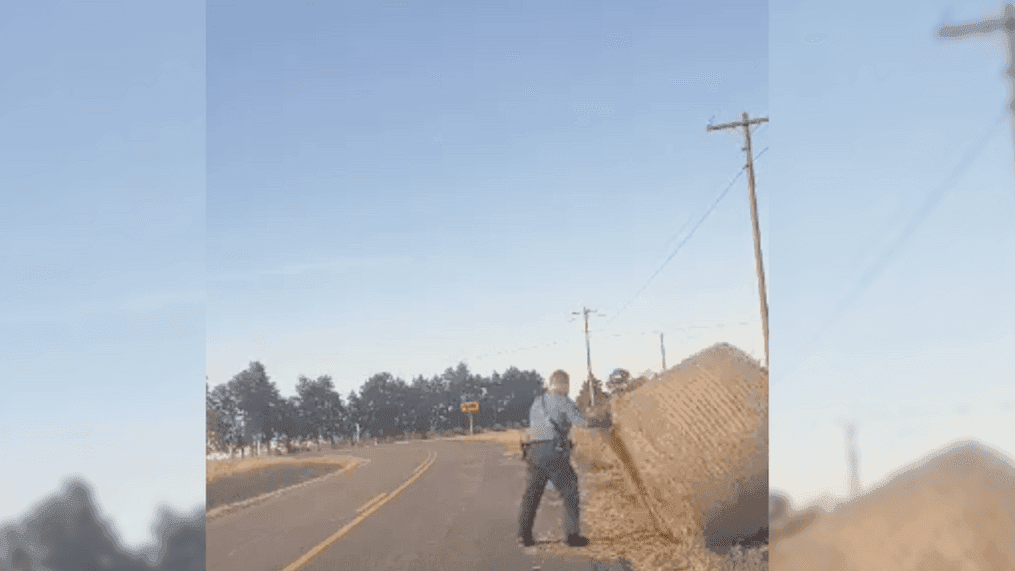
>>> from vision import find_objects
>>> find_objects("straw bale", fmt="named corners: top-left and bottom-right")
top-left (610, 342), bottom-right (768, 547)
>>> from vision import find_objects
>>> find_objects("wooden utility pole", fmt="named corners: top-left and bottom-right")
top-left (660, 332), bottom-right (666, 371)
top-left (938, 3), bottom-right (1015, 170)
top-left (707, 111), bottom-right (770, 369)
top-left (572, 307), bottom-right (603, 407)
top-left (845, 422), bottom-right (862, 500)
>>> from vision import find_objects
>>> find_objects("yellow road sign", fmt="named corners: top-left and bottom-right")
top-left (460, 401), bottom-right (480, 414)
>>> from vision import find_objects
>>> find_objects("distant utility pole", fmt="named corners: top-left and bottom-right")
top-left (707, 111), bottom-right (770, 370)
top-left (572, 307), bottom-right (604, 407)
top-left (939, 4), bottom-right (1015, 170)
top-left (845, 422), bottom-right (862, 500)
top-left (660, 332), bottom-right (666, 371)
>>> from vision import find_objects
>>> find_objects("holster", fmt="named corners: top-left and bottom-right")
top-left (555, 439), bottom-right (574, 455)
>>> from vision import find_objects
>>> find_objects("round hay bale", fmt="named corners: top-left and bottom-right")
top-left (611, 342), bottom-right (768, 549)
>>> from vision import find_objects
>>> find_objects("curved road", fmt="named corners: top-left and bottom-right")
top-left (207, 439), bottom-right (632, 571)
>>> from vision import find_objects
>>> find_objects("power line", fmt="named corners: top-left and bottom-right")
top-left (446, 318), bottom-right (758, 367)
top-left (800, 112), bottom-right (1007, 358)
top-left (594, 320), bottom-right (756, 337)
top-left (444, 143), bottom-right (773, 371)
top-left (608, 146), bottom-right (770, 326)
top-left (662, 124), bottom-right (767, 252)
top-left (609, 167), bottom-right (744, 323)
top-left (658, 124), bottom-right (766, 252)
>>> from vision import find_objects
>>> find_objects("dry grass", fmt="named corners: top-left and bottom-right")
top-left (206, 455), bottom-right (358, 484)
top-left (544, 426), bottom-right (767, 571)
top-left (456, 428), bottom-right (527, 453)
top-left (715, 545), bottom-right (769, 571)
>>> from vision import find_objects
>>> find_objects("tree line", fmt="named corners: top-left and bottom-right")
top-left (206, 361), bottom-right (650, 457)
top-left (207, 361), bottom-right (546, 456)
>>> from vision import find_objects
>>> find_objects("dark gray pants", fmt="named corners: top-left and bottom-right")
top-left (518, 440), bottom-right (580, 539)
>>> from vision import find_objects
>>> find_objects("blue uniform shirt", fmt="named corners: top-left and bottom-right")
top-left (526, 392), bottom-right (587, 442)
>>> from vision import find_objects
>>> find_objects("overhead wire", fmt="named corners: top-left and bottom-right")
top-left (446, 137), bottom-right (772, 369)
top-left (799, 111), bottom-right (1007, 358)
top-left (451, 317), bottom-right (760, 367)
top-left (608, 146), bottom-right (770, 327)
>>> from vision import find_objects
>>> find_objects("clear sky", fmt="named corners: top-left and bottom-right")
top-left (770, 0), bottom-right (1015, 508)
top-left (206, 0), bottom-right (770, 401)
top-left (1, 1), bottom-right (204, 551)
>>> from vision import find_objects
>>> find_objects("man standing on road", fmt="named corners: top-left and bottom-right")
top-left (518, 369), bottom-right (608, 548)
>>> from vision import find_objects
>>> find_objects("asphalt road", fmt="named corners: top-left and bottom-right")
top-left (207, 439), bottom-right (633, 571)
top-left (207, 463), bottom-right (340, 510)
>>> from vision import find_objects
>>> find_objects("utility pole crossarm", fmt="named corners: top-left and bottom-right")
top-left (939, 4), bottom-right (1014, 37)
top-left (707, 116), bottom-right (768, 132)
top-left (937, 3), bottom-right (1015, 180)
top-left (939, 17), bottom-right (1008, 38)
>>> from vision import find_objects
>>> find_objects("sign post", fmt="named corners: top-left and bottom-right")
top-left (460, 401), bottom-right (480, 435)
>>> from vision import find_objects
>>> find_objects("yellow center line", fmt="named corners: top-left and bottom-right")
top-left (207, 458), bottom-right (362, 521)
top-left (355, 492), bottom-right (387, 514)
top-left (281, 450), bottom-right (438, 571)
top-left (410, 450), bottom-right (436, 476)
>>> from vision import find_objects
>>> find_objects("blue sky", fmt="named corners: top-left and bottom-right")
top-left (206, 0), bottom-right (770, 400)
top-left (770, 0), bottom-right (1015, 508)
top-left (1, 1), bottom-right (204, 551)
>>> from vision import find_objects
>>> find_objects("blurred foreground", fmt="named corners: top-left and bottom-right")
top-left (0, 478), bottom-right (204, 571)
top-left (770, 439), bottom-right (1015, 571)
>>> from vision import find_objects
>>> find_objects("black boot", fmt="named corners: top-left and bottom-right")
top-left (518, 534), bottom-right (535, 547)
top-left (566, 534), bottom-right (589, 547)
